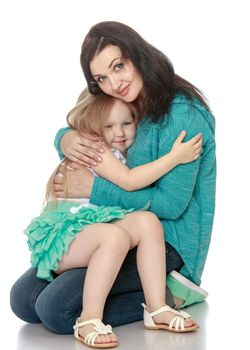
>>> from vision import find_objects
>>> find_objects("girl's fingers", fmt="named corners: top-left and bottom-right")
top-left (190, 133), bottom-right (202, 144)
top-left (194, 150), bottom-right (201, 157)
top-left (173, 131), bottom-right (186, 145)
top-left (193, 139), bottom-right (203, 150)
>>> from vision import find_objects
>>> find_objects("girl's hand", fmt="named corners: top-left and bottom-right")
top-left (60, 130), bottom-right (105, 168)
top-left (171, 131), bottom-right (203, 164)
top-left (53, 163), bottom-right (94, 198)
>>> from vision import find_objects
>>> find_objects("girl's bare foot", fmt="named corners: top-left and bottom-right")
top-left (152, 308), bottom-right (197, 329)
top-left (78, 322), bottom-right (118, 345)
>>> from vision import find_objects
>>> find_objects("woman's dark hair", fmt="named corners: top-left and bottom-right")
top-left (80, 21), bottom-right (210, 121)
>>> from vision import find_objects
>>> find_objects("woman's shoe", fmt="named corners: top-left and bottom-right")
top-left (73, 318), bottom-right (118, 348)
top-left (142, 303), bottom-right (199, 333)
top-left (167, 270), bottom-right (208, 309)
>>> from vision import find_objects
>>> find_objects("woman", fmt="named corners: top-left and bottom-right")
top-left (10, 21), bottom-right (216, 335)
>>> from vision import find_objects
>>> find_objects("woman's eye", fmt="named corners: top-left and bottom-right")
top-left (114, 63), bottom-right (124, 72)
top-left (97, 76), bottom-right (105, 84)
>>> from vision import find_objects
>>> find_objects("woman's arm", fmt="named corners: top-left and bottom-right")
top-left (54, 127), bottom-right (104, 167)
top-left (93, 131), bottom-right (202, 191)
top-left (54, 127), bottom-right (72, 160)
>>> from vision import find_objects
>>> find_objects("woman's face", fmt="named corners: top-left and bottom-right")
top-left (90, 45), bottom-right (144, 103)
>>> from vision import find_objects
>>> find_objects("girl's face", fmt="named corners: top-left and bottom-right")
top-left (101, 99), bottom-right (136, 153)
top-left (90, 45), bottom-right (144, 103)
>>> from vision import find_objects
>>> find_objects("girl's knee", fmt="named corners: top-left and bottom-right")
top-left (136, 212), bottom-right (164, 238)
top-left (103, 226), bottom-right (131, 251)
top-left (136, 211), bottom-right (161, 226)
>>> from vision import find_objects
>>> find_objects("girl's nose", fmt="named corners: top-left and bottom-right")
top-left (115, 126), bottom-right (125, 136)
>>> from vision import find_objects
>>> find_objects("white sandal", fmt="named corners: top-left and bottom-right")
top-left (73, 318), bottom-right (118, 348)
top-left (142, 303), bottom-right (199, 333)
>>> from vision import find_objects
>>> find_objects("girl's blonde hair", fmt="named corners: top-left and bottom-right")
top-left (67, 88), bottom-right (139, 135)
top-left (45, 89), bottom-right (140, 205)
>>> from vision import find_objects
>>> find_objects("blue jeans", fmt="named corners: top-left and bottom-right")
top-left (10, 243), bottom-right (183, 334)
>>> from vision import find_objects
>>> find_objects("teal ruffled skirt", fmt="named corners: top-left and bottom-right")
top-left (24, 201), bottom-right (134, 282)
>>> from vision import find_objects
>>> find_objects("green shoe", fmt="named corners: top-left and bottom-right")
top-left (167, 271), bottom-right (208, 309)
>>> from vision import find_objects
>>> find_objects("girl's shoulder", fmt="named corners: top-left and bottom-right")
top-left (111, 148), bottom-right (126, 164)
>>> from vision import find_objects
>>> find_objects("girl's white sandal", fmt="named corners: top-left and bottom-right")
top-left (141, 303), bottom-right (199, 333)
top-left (73, 318), bottom-right (118, 348)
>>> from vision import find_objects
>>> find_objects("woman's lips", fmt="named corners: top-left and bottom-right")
top-left (118, 85), bottom-right (129, 96)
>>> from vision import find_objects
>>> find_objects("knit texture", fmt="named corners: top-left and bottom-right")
top-left (55, 95), bottom-right (216, 285)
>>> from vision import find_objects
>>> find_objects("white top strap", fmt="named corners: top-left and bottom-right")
top-left (146, 305), bottom-right (181, 318)
top-left (73, 318), bottom-right (113, 345)
top-left (73, 318), bottom-right (101, 329)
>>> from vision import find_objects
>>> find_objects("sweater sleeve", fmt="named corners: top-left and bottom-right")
top-left (54, 127), bottom-right (72, 160)
top-left (91, 177), bottom-right (155, 210)
top-left (90, 102), bottom-right (215, 220)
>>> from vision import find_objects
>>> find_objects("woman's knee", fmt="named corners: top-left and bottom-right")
top-left (10, 268), bottom-right (48, 323)
top-left (35, 269), bottom-right (86, 334)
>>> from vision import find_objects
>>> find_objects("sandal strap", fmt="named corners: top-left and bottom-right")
top-left (141, 303), bottom-right (192, 331)
top-left (73, 318), bottom-right (113, 346)
top-left (142, 303), bottom-right (190, 318)
top-left (179, 310), bottom-right (192, 319)
top-left (169, 315), bottom-right (185, 330)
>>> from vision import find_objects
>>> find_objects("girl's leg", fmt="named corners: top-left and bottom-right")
top-left (55, 222), bottom-right (131, 345)
top-left (10, 246), bottom-right (181, 333)
top-left (34, 256), bottom-right (144, 334)
top-left (114, 212), bottom-right (197, 329)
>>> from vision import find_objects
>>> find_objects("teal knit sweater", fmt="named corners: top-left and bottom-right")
top-left (54, 95), bottom-right (216, 285)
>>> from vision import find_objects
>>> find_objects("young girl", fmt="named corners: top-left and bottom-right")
top-left (25, 90), bottom-right (201, 348)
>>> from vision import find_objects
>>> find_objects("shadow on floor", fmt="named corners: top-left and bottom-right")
top-left (16, 302), bottom-right (209, 350)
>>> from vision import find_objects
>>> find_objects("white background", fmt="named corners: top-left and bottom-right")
top-left (0, 0), bottom-right (249, 344)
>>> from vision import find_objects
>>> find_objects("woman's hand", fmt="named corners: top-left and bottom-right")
top-left (60, 130), bottom-right (105, 168)
top-left (53, 164), bottom-right (94, 198)
top-left (171, 131), bottom-right (203, 164)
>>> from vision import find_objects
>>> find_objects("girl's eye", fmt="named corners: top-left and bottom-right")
top-left (104, 125), bottom-right (113, 129)
top-left (114, 63), bottom-right (124, 72)
top-left (123, 122), bottom-right (132, 126)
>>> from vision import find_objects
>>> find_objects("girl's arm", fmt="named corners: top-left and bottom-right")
top-left (93, 131), bottom-right (202, 191)
top-left (90, 104), bottom-right (215, 220)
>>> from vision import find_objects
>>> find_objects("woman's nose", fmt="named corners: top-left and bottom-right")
top-left (109, 76), bottom-right (120, 91)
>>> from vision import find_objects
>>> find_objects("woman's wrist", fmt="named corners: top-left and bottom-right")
top-left (54, 127), bottom-right (72, 159)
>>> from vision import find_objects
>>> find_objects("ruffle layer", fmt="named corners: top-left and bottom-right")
top-left (24, 202), bottom-right (134, 282)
